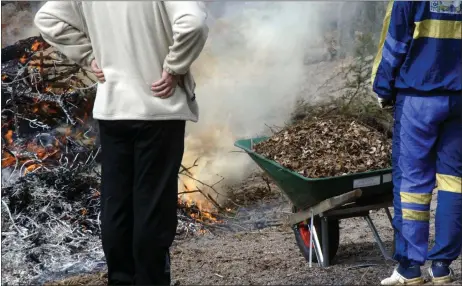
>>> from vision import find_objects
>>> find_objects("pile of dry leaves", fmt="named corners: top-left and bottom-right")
top-left (254, 115), bottom-right (392, 178)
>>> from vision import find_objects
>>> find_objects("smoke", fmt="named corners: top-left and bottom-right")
top-left (1, 2), bottom-right (44, 47)
top-left (183, 2), bottom-right (335, 202)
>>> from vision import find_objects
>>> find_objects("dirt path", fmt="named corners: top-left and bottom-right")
top-left (48, 178), bottom-right (461, 285)
top-left (168, 209), bottom-right (461, 285)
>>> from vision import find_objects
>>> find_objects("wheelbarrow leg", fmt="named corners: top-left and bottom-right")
top-left (321, 216), bottom-right (330, 267)
top-left (311, 224), bottom-right (324, 266)
top-left (308, 210), bottom-right (324, 268)
top-left (364, 215), bottom-right (392, 261)
top-left (309, 211), bottom-right (314, 268)
top-left (384, 207), bottom-right (393, 225)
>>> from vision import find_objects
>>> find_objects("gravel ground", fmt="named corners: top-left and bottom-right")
top-left (47, 176), bottom-right (461, 285)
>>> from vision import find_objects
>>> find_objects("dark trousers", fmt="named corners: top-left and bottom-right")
top-left (98, 120), bottom-right (185, 285)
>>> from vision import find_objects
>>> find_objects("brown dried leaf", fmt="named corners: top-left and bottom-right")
top-left (254, 115), bottom-right (392, 178)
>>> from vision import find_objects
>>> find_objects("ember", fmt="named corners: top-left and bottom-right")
top-left (254, 115), bottom-right (392, 178)
top-left (31, 39), bottom-right (45, 52)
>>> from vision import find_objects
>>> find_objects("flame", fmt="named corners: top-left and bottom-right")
top-left (31, 40), bottom-right (43, 52)
top-left (178, 150), bottom-right (221, 223)
top-left (1, 152), bottom-right (16, 168)
top-left (5, 130), bottom-right (13, 144)
top-left (175, 124), bottom-right (247, 225)
top-left (2, 74), bottom-right (7, 81)
top-left (178, 167), bottom-right (220, 223)
top-left (179, 169), bottom-right (215, 212)
top-left (24, 163), bottom-right (40, 174)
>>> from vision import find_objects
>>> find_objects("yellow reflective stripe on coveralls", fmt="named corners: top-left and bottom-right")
top-left (371, 0), bottom-right (394, 85)
top-left (401, 192), bottom-right (431, 221)
top-left (437, 173), bottom-right (462, 193)
top-left (414, 19), bottom-right (462, 39)
top-left (402, 209), bottom-right (430, 221)
top-left (400, 192), bottom-right (432, 204)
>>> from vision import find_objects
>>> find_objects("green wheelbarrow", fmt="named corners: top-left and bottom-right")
top-left (235, 137), bottom-right (395, 267)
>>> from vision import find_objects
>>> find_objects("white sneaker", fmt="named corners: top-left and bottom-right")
top-left (428, 267), bottom-right (454, 285)
top-left (381, 269), bottom-right (424, 285)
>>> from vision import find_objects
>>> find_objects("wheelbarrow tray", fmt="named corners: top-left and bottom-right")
top-left (235, 137), bottom-right (393, 210)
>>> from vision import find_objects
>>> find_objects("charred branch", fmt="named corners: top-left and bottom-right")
top-left (2, 36), bottom-right (50, 63)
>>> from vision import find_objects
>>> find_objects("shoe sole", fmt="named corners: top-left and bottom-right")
top-left (431, 277), bottom-right (453, 285)
top-left (402, 277), bottom-right (425, 285)
top-left (428, 267), bottom-right (454, 285)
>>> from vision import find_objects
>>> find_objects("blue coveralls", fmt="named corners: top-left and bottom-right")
top-left (372, 1), bottom-right (462, 266)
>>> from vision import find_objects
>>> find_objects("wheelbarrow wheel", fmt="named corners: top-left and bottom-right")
top-left (292, 206), bottom-right (340, 264)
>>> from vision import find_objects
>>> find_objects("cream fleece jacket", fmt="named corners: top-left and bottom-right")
top-left (34, 1), bottom-right (208, 121)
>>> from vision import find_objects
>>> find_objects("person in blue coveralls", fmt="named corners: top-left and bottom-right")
top-left (371, 0), bottom-right (462, 285)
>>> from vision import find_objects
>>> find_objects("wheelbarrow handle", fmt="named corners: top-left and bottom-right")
top-left (287, 189), bottom-right (363, 226)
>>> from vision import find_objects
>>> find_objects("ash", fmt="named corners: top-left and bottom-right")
top-left (1, 162), bottom-right (105, 285)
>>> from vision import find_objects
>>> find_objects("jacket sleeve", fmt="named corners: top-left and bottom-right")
top-left (163, 1), bottom-right (209, 75)
top-left (34, 1), bottom-right (94, 70)
top-left (371, 1), bottom-right (414, 100)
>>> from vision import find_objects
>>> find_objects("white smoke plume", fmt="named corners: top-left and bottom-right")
top-left (183, 2), bottom-right (337, 204)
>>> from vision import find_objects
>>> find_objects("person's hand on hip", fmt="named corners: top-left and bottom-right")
top-left (151, 70), bottom-right (179, 99)
top-left (91, 59), bottom-right (105, 83)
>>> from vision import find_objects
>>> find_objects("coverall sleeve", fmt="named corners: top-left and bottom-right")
top-left (34, 1), bottom-right (94, 70)
top-left (371, 1), bottom-right (414, 100)
top-left (163, 1), bottom-right (209, 75)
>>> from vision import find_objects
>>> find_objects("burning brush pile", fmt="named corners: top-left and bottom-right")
top-left (1, 36), bottom-right (104, 284)
top-left (1, 36), bottom-right (221, 284)
top-left (254, 114), bottom-right (392, 178)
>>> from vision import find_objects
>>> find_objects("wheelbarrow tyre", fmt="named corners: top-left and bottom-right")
top-left (292, 207), bottom-right (340, 264)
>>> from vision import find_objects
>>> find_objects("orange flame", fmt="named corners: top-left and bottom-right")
top-left (178, 172), bottom-right (220, 223)
top-left (24, 163), bottom-right (40, 174)
top-left (31, 40), bottom-right (43, 52)
top-left (1, 152), bottom-right (16, 168)
top-left (5, 130), bottom-right (13, 144)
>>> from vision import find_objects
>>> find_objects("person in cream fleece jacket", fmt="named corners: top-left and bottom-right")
top-left (34, 1), bottom-right (208, 285)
